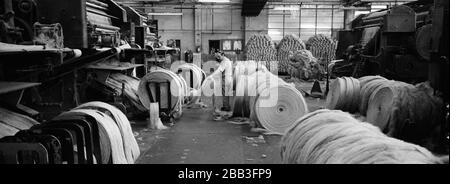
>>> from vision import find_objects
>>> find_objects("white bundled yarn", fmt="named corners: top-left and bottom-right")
top-left (74, 102), bottom-right (140, 164)
top-left (264, 60), bottom-right (279, 74)
top-left (56, 109), bottom-right (128, 164)
top-left (281, 109), bottom-right (444, 164)
top-left (277, 34), bottom-right (306, 74)
top-left (306, 34), bottom-right (337, 65)
top-left (288, 49), bottom-right (323, 80)
top-left (245, 34), bottom-right (278, 63)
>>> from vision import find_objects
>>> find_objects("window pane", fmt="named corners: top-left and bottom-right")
top-left (268, 28), bottom-right (283, 42)
top-left (333, 8), bottom-right (344, 29)
top-left (317, 10), bottom-right (332, 29)
top-left (268, 14), bottom-right (284, 28)
top-left (267, 3), bottom-right (346, 43)
top-left (284, 12), bottom-right (299, 28)
top-left (301, 8), bottom-right (316, 29)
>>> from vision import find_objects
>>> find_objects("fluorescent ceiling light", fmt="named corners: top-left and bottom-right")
top-left (148, 12), bottom-right (183, 16)
top-left (198, 0), bottom-right (230, 3)
top-left (273, 6), bottom-right (298, 11)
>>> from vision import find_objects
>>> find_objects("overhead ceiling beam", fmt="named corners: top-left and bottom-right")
top-left (242, 0), bottom-right (268, 16)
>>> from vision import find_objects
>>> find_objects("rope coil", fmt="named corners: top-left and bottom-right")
top-left (74, 102), bottom-right (140, 164)
top-left (281, 109), bottom-right (444, 164)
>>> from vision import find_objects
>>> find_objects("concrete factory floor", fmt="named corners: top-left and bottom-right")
top-left (132, 79), bottom-right (327, 164)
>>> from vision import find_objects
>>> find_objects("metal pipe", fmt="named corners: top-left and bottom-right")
top-left (315, 4), bottom-right (318, 35)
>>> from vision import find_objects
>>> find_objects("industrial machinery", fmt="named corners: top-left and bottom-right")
top-left (36, 0), bottom-right (127, 48)
top-left (0, 0), bottom-right (154, 120)
top-left (0, 0), bottom-right (38, 44)
top-left (428, 0), bottom-right (449, 154)
top-left (333, 0), bottom-right (448, 154)
top-left (0, 0), bottom-right (156, 164)
top-left (332, 0), bottom-right (434, 82)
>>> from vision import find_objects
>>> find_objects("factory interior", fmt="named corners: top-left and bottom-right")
top-left (0, 0), bottom-right (448, 164)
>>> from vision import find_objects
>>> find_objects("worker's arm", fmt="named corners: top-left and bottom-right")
top-left (207, 64), bottom-right (225, 80)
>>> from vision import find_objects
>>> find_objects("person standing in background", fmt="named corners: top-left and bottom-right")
top-left (205, 50), bottom-right (233, 118)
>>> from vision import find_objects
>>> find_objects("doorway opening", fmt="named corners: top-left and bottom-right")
top-left (209, 40), bottom-right (220, 54)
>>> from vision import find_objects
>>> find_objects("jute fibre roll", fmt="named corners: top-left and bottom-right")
top-left (358, 75), bottom-right (386, 88)
top-left (325, 78), bottom-right (346, 110)
top-left (348, 77), bottom-right (361, 112)
top-left (415, 24), bottom-right (433, 61)
top-left (171, 63), bottom-right (206, 104)
top-left (281, 109), bottom-right (444, 164)
top-left (251, 83), bottom-right (308, 135)
top-left (245, 71), bottom-right (286, 109)
top-left (325, 77), bottom-right (360, 113)
top-left (170, 60), bottom-right (186, 73)
top-left (0, 122), bottom-right (19, 139)
top-left (326, 75), bottom-right (386, 113)
top-left (234, 71), bottom-right (283, 117)
top-left (106, 73), bottom-right (147, 112)
top-left (171, 63), bottom-right (205, 90)
top-left (74, 102), bottom-right (140, 164)
top-left (202, 60), bottom-right (220, 76)
top-left (138, 68), bottom-right (187, 119)
top-left (57, 109), bottom-right (128, 164)
top-left (0, 107), bottom-right (39, 130)
top-left (233, 71), bottom-right (308, 135)
top-left (53, 111), bottom-right (111, 163)
top-left (365, 80), bottom-right (411, 132)
top-left (54, 110), bottom-right (111, 164)
top-left (343, 77), bottom-right (360, 112)
top-left (0, 107), bottom-right (39, 138)
top-left (359, 77), bottom-right (389, 115)
top-left (233, 61), bottom-right (267, 91)
top-left (366, 81), bottom-right (443, 144)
